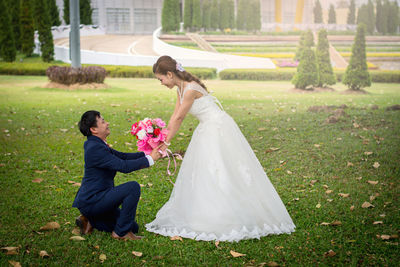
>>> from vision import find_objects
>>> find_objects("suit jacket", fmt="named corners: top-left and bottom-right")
top-left (72, 135), bottom-right (149, 209)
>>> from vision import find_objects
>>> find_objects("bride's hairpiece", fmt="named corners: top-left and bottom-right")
top-left (176, 62), bottom-right (185, 72)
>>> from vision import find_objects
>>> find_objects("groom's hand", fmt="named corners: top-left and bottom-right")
top-left (149, 145), bottom-right (163, 161)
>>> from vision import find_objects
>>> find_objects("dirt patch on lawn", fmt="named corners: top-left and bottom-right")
top-left (288, 87), bottom-right (336, 93)
top-left (339, 89), bottom-right (369, 94)
top-left (43, 82), bottom-right (109, 90)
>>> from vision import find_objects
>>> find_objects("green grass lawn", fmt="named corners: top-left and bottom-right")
top-left (0, 76), bottom-right (399, 266)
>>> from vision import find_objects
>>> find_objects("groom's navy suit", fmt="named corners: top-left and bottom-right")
top-left (73, 135), bottom-right (150, 236)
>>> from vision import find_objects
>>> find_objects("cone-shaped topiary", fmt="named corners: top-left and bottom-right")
top-left (48, 0), bottom-right (61, 26)
top-left (294, 30), bottom-right (314, 61)
top-left (313, 0), bottom-right (323, 23)
top-left (343, 24), bottom-right (371, 90)
top-left (292, 47), bottom-right (319, 90)
top-left (162, 0), bottom-right (180, 32)
top-left (184, 0), bottom-right (193, 30)
top-left (347, 0), bottom-right (356, 24)
top-left (20, 0), bottom-right (35, 57)
top-left (34, 0), bottom-right (54, 62)
top-left (316, 29), bottom-right (336, 87)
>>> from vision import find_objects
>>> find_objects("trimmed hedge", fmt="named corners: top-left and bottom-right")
top-left (0, 62), bottom-right (217, 80)
top-left (46, 66), bottom-right (107, 84)
top-left (219, 68), bottom-right (400, 83)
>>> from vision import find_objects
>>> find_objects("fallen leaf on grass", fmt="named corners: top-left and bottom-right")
top-left (70, 236), bottom-right (85, 241)
top-left (324, 250), bottom-right (336, 257)
top-left (132, 251), bottom-right (143, 257)
top-left (267, 262), bottom-right (280, 267)
top-left (367, 180), bottom-right (379, 185)
top-left (40, 222), bottom-right (60, 230)
top-left (1, 247), bottom-right (19, 255)
top-left (325, 190), bottom-right (333, 194)
top-left (39, 250), bottom-right (49, 258)
top-left (350, 205), bottom-right (355, 211)
top-left (215, 241), bottom-right (220, 248)
top-left (331, 220), bottom-right (342, 226)
top-left (170, 236), bottom-right (183, 241)
top-left (32, 178), bottom-right (43, 183)
top-left (71, 227), bottom-right (80, 235)
top-left (373, 162), bottom-right (380, 169)
top-left (8, 261), bottom-right (21, 267)
top-left (338, 193), bottom-right (350, 198)
top-left (347, 162), bottom-right (354, 167)
top-left (362, 202), bottom-right (374, 208)
top-left (99, 254), bottom-right (106, 263)
top-left (373, 221), bottom-right (383, 225)
top-left (265, 147), bottom-right (280, 153)
top-left (310, 179), bottom-right (318, 185)
top-left (320, 222), bottom-right (331, 226)
top-left (316, 203), bottom-right (321, 208)
top-left (230, 250), bottom-right (246, 257)
top-left (353, 122), bottom-right (360, 128)
top-left (314, 144), bottom-right (320, 148)
top-left (364, 151), bottom-right (373, 155)
top-left (377, 235), bottom-right (391, 240)
top-left (34, 170), bottom-right (47, 174)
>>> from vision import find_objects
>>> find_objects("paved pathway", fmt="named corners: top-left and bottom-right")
top-left (54, 35), bottom-right (158, 56)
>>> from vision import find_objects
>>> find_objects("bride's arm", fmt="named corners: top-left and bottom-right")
top-left (165, 90), bottom-right (197, 144)
top-left (167, 91), bottom-right (181, 125)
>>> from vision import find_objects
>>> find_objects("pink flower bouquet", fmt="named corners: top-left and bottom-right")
top-left (130, 118), bottom-right (169, 155)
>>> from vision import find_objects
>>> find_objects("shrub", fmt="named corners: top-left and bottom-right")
top-left (292, 47), bottom-right (319, 89)
top-left (219, 69), bottom-right (295, 81)
top-left (343, 24), bottom-right (371, 90)
top-left (46, 66), bottom-right (106, 84)
top-left (0, 62), bottom-right (217, 80)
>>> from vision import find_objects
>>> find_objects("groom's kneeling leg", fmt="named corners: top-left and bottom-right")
top-left (80, 181), bottom-right (141, 236)
top-left (113, 181), bottom-right (141, 236)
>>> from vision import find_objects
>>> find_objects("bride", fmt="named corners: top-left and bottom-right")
top-left (145, 56), bottom-right (295, 242)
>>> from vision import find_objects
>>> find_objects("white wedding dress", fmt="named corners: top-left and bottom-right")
top-left (146, 82), bottom-right (295, 242)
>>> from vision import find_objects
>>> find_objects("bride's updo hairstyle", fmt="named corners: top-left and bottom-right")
top-left (153, 55), bottom-right (208, 91)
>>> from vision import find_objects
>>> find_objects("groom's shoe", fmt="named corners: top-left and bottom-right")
top-left (111, 231), bottom-right (144, 241)
top-left (75, 215), bottom-right (93, 235)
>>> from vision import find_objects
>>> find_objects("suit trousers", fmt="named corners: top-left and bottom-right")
top-left (79, 181), bottom-right (141, 236)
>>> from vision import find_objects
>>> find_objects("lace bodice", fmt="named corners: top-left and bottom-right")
top-left (178, 82), bottom-right (224, 123)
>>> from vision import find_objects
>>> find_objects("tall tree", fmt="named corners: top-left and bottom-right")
top-left (249, 0), bottom-right (261, 31)
top-left (387, 1), bottom-right (399, 33)
top-left (236, 0), bottom-right (246, 30)
top-left (382, 0), bottom-right (390, 34)
top-left (7, 0), bottom-right (21, 51)
top-left (162, 0), bottom-right (180, 32)
top-left (210, 0), bottom-right (219, 30)
top-left (0, 0), bottom-right (17, 61)
top-left (192, 0), bottom-right (201, 31)
top-left (313, 0), bottom-right (323, 23)
top-left (219, 0), bottom-right (230, 30)
top-left (292, 47), bottom-right (319, 89)
top-left (202, 0), bottom-right (212, 31)
top-left (226, 0), bottom-right (235, 29)
top-left (63, 0), bottom-right (69, 25)
top-left (357, 5), bottom-right (369, 29)
top-left (347, 0), bottom-right (356, 24)
top-left (20, 0), bottom-right (35, 56)
top-left (34, 0), bottom-right (54, 62)
top-left (366, 0), bottom-right (375, 34)
top-left (316, 29), bottom-right (336, 87)
top-left (80, 0), bottom-right (93, 25)
top-left (328, 4), bottom-right (336, 24)
top-left (48, 0), bottom-right (61, 26)
top-left (183, 0), bottom-right (193, 30)
top-left (343, 24), bottom-right (371, 91)
top-left (375, 0), bottom-right (383, 33)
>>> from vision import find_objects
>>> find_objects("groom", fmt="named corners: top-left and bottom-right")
top-left (73, 110), bottom-right (162, 240)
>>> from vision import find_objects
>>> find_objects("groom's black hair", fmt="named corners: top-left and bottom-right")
top-left (78, 110), bottom-right (101, 136)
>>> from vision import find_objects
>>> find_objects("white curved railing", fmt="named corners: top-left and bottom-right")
top-left (35, 26), bottom-right (276, 71)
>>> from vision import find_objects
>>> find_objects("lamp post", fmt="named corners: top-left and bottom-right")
top-left (70, 0), bottom-right (81, 68)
